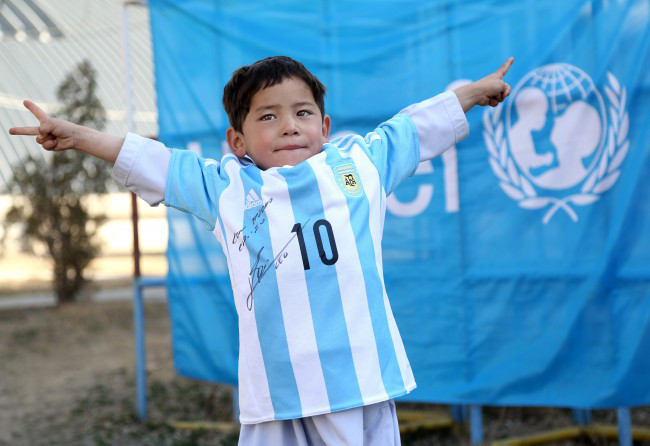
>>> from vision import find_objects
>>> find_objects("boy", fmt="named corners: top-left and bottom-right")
top-left (10, 55), bottom-right (513, 445)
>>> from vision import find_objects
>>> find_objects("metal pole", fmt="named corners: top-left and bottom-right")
top-left (121, 2), bottom-right (136, 135)
top-left (451, 404), bottom-right (468, 422)
top-left (118, 0), bottom-right (140, 278)
top-left (131, 192), bottom-right (141, 277)
top-left (470, 405), bottom-right (483, 445)
top-left (133, 279), bottom-right (147, 420)
top-left (572, 408), bottom-right (592, 426)
top-left (120, 0), bottom-right (147, 421)
top-left (119, 0), bottom-right (141, 278)
top-left (617, 407), bottom-right (632, 446)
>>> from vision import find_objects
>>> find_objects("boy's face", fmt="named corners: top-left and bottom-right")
top-left (226, 77), bottom-right (331, 170)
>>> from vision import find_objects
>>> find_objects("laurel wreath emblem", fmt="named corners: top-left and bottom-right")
top-left (482, 72), bottom-right (629, 224)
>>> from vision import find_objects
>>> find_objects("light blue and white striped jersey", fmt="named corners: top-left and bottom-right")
top-left (112, 91), bottom-right (468, 423)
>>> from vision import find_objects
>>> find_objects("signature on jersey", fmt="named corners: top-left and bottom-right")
top-left (245, 219), bottom-right (310, 311)
top-left (232, 198), bottom-right (273, 252)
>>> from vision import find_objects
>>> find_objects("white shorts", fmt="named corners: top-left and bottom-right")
top-left (238, 399), bottom-right (400, 446)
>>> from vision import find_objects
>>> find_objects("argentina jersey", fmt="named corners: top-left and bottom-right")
top-left (112, 91), bottom-right (468, 423)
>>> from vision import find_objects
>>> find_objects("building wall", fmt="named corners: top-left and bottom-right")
top-left (0, 192), bottom-right (167, 292)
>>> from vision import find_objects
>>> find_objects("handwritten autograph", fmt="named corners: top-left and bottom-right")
top-left (245, 219), bottom-right (310, 311)
top-left (232, 198), bottom-right (273, 251)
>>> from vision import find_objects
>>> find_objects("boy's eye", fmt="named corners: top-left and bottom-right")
top-left (260, 114), bottom-right (275, 121)
top-left (297, 110), bottom-right (312, 117)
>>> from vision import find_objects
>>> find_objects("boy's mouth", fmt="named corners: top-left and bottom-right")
top-left (276, 144), bottom-right (305, 151)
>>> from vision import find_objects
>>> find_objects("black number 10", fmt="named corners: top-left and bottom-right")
top-left (291, 219), bottom-right (339, 270)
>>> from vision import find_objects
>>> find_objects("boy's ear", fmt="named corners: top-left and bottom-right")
top-left (226, 127), bottom-right (247, 157)
top-left (321, 115), bottom-right (331, 141)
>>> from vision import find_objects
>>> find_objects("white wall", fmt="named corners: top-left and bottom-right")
top-left (0, 192), bottom-right (167, 291)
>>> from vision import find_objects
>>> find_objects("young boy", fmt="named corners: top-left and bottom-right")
top-left (10, 55), bottom-right (513, 445)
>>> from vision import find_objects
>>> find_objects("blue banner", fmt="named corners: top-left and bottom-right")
top-left (149, 0), bottom-right (650, 407)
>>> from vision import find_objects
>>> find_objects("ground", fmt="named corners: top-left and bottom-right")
top-left (0, 299), bottom-right (235, 446)
top-left (0, 299), bottom-right (648, 446)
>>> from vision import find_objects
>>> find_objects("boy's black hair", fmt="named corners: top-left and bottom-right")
top-left (222, 56), bottom-right (326, 133)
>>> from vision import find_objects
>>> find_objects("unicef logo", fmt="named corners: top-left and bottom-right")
top-left (483, 64), bottom-right (629, 223)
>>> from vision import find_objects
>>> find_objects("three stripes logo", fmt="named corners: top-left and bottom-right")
top-left (244, 189), bottom-right (264, 210)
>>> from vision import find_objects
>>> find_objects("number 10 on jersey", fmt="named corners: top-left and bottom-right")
top-left (291, 220), bottom-right (339, 270)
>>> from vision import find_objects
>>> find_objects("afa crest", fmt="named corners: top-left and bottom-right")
top-left (333, 163), bottom-right (363, 198)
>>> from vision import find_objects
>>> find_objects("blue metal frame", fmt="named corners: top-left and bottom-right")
top-left (470, 405), bottom-right (483, 445)
top-left (132, 276), bottom-right (242, 425)
top-left (462, 405), bottom-right (633, 445)
top-left (133, 276), bottom-right (166, 421)
top-left (451, 404), bottom-right (468, 422)
top-left (617, 407), bottom-right (632, 446)
top-left (573, 408), bottom-right (592, 426)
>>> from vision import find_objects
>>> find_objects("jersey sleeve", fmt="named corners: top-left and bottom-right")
top-left (363, 90), bottom-right (469, 195)
top-left (111, 132), bottom-right (225, 231)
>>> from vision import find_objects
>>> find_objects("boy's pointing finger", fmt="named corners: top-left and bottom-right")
top-left (23, 100), bottom-right (49, 123)
top-left (9, 126), bottom-right (40, 136)
top-left (497, 57), bottom-right (514, 77)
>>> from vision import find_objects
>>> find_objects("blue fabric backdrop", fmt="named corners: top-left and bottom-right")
top-left (149, 0), bottom-right (650, 407)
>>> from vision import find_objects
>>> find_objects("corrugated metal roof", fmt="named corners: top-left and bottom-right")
top-left (0, 0), bottom-right (157, 191)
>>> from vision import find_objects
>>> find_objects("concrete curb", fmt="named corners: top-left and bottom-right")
top-left (0, 286), bottom-right (166, 310)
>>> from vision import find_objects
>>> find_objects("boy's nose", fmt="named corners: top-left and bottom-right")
top-left (282, 128), bottom-right (299, 136)
top-left (282, 118), bottom-right (299, 136)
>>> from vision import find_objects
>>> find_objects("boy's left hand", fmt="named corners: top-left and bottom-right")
top-left (454, 57), bottom-right (514, 112)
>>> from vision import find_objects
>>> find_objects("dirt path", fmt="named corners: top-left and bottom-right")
top-left (0, 300), bottom-right (175, 445)
top-left (2, 300), bottom-right (649, 446)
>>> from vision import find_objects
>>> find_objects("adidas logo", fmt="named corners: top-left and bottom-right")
top-left (244, 189), bottom-right (264, 210)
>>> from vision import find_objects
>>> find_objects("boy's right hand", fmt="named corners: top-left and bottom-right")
top-left (9, 100), bottom-right (77, 152)
top-left (453, 57), bottom-right (514, 112)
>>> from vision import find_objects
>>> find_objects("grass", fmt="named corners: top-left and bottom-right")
top-left (37, 370), bottom-right (239, 446)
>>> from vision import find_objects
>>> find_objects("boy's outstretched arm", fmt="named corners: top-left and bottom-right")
top-left (8, 100), bottom-right (124, 163)
top-left (453, 57), bottom-right (514, 112)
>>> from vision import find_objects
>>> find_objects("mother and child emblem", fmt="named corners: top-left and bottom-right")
top-left (483, 63), bottom-right (629, 223)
